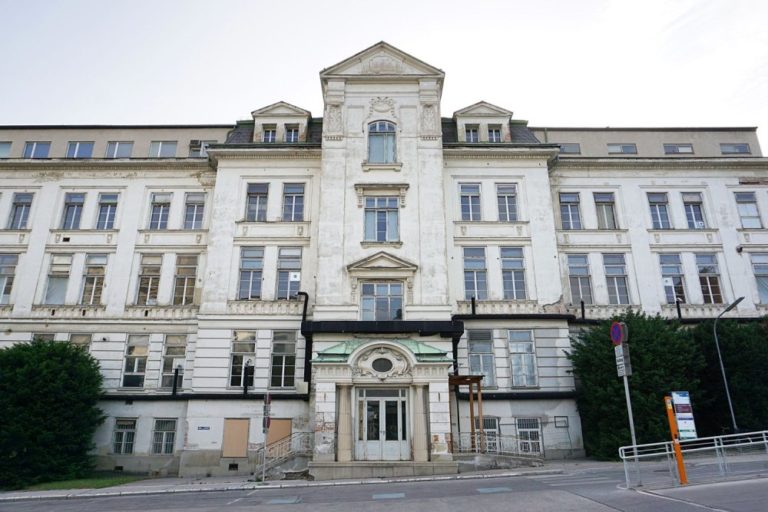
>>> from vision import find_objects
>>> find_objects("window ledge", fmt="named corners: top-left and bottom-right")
top-left (455, 220), bottom-right (530, 226)
top-left (362, 162), bottom-right (403, 172)
top-left (361, 241), bottom-right (403, 249)
top-left (137, 229), bottom-right (209, 233)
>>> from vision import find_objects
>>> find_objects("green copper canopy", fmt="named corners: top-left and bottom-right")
top-left (313, 339), bottom-right (451, 363)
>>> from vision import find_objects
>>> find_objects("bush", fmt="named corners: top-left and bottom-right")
top-left (0, 340), bottom-right (104, 489)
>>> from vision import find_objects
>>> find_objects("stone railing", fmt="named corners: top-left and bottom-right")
top-left (28, 305), bottom-right (108, 319)
top-left (226, 300), bottom-right (305, 316)
top-left (456, 300), bottom-right (563, 316)
top-left (123, 305), bottom-right (200, 319)
top-left (566, 304), bottom-right (638, 320)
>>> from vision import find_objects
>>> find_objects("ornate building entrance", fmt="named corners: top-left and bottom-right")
top-left (356, 388), bottom-right (409, 461)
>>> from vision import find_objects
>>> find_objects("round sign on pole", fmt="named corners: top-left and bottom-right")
top-left (610, 321), bottom-right (627, 346)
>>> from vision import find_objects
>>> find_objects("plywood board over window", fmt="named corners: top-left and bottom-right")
top-left (222, 418), bottom-right (249, 458)
top-left (266, 419), bottom-right (292, 457)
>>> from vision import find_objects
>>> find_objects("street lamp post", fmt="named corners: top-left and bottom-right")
top-left (713, 296), bottom-right (743, 434)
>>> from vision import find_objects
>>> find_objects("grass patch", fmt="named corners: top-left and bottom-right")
top-left (24, 473), bottom-right (147, 491)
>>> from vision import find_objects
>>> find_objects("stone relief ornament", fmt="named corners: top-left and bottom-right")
top-left (365, 54), bottom-right (402, 75)
top-left (369, 97), bottom-right (396, 119)
top-left (326, 104), bottom-right (342, 133)
top-left (355, 346), bottom-right (411, 381)
top-left (421, 103), bottom-right (436, 132)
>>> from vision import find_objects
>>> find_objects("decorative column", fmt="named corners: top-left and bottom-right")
top-left (413, 385), bottom-right (428, 461)
top-left (337, 385), bottom-right (352, 462)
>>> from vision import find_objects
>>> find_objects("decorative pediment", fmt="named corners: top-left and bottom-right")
top-left (453, 101), bottom-right (513, 118)
top-left (250, 101), bottom-right (311, 118)
top-left (320, 41), bottom-right (445, 79)
top-left (347, 251), bottom-right (418, 275)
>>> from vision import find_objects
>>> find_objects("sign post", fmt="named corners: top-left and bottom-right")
top-left (611, 321), bottom-right (641, 486)
top-left (665, 395), bottom-right (688, 485)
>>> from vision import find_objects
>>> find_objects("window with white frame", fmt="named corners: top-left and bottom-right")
top-left (173, 254), bottom-right (198, 305)
top-left (8, 192), bottom-right (33, 229)
top-left (496, 184), bottom-right (518, 222)
top-left (137, 254), bottom-right (162, 305)
top-left (682, 192), bottom-right (706, 229)
top-left (161, 335), bottom-right (187, 388)
top-left (44, 254), bottom-right (72, 304)
top-left (368, 121), bottom-right (396, 163)
top-left (465, 125), bottom-right (479, 143)
top-left (488, 125), bottom-right (502, 143)
top-left (473, 416), bottom-right (500, 451)
top-left (113, 419), bottom-right (136, 454)
top-left (60, 192), bottom-right (85, 230)
top-left (96, 193), bottom-right (118, 230)
top-left (501, 247), bottom-right (526, 300)
top-left (276, 247), bottom-right (301, 299)
top-left (516, 418), bottom-right (542, 454)
top-left (603, 254), bottom-right (630, 304)
top-left (246, 184), bottom-right (268, 222)
top-left (81, 254), bottom-right (107, 305)
top-left (0, 254), bottom-right (18, 304)
top-left (230, 331), bottom-right (256, 387)
top-left (594, 192), bottom-right (617, 230)
top-left (285, 125), bottom-right (299, 143)
top-left (23, 141), bottom-right (50, 158)
top-left (720, 143), bottom-right (750, 155)
top-left (567, 254), bottom-right (593, 304)
top-left (238, 247), bottom-right (263, 300)
top-left (105, 141), bottom-right (133, 158)
top-left (0, 141), bottom-right (11, 158)
top-left (151, 419), bottom-right (177, 454)
top-left (460, 184), bottom-right (481, 221)
top-left (148, 193), bottom-right (171, 230)
top-left (282, 184), bottom-right (305, 221)
top-left (559, 193), bottom-right (581, 230)
top-left (361, 282), bottom-right (403, 320)
top-left (262, 125), bottom-right (277, 143)
top-left (69, 333), bottom-right (91, 350)
top-left (66, 141), bottom-right (94, 159)
top-left (509, 330), bottom-right (537, 387)
top-left (664, 143), bottom-right (694, 154)
top-left (752, 254), bottom-right (768, 304)
top-left (468, 330), bottom-right (496, 387)
top-left (735, 192), bottom-right (762, 229)
top-left (607, 143), bottom-right (637, 154)
top-left (184, 193), bottom-right (205, 230)
top-left (364, 196), bottom-right (399, 242)
top-left (122, 335), bottom-right (149, 387)
top-left (270, 331), bottom-right (296, 388)
top-left (660, 254), bottom-right (686, 304)
top-left (696, 254), bottom-right (723, 304)
top-left (648, 192), bottom-right (671, 229)
top-left (149, 140), bottom-right (177, 158)
top-left (463, 247), bottom-right (487, 300)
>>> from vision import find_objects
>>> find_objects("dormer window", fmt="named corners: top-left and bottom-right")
top-left (465, 125), bottom-right (479, 143)
top-left (262, 125), bottom-right (277, 143)
top-left (285, 125), bottom-right (299, 143)
top-left (368, 121), bottom-right (396, 164)
top-left (488, 125), bottom-right (502, 143)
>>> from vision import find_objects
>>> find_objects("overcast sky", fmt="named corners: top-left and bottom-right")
top-left (1, 0), bottom-right (766, 145)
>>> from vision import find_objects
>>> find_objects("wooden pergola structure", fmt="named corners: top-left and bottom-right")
top-left (449, 374), bottom-right (486, 452)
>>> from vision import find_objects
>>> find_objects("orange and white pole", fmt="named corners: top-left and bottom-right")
top-left (665, 395), bottom-right (688, 485)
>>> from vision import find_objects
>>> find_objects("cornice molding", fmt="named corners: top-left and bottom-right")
top-left (443, 147), bottom-right (559, 160)
top-left (552, 157), bottom-right (768, 171)
top-left (208, 147), bottom-right (322, 161)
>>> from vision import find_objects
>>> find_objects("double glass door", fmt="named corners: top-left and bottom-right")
top-left (356, 388), bottom-right (409, 460)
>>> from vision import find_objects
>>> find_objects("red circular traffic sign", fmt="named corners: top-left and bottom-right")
top-left (610, 321), bottom-right (627, 345)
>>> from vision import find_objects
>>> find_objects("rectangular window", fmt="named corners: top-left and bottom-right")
top-left (463, 247), bottom-right (487, 300)
top-left (559, 192), bottom-right (581, 230)
top-left (568, 254), bottom-right (593, 304)
top-left (735, 192), bottom-right (762, 228)
top-left (501, 247), bottom-right (526, 300)
top-left (270, 331), bottom-right (296, 388)
top-left (559, 143), bottom-right (581, 154)
top-left (660, 254), bottom-right (686, 304)
top-left (69, 333), bottom-right (92, 349)
top-left (96, 193), bottom-right (118, 230)
top-left (282, 184), bottom-right (305, 222)
top-left (230, 331), bottom-right (256, 387)
top-left (752, 254), bottom-right (768, 304)
top-left (151, 419), bottom-right (177, 454)
top-left (8, 192), bottom-right (33, 229)
top-left (238, 247), bottom-right (264, 300)
top-left (161, 335), bottom-right (187, 388)
top-left (465, 125), bottom-right (479, 143)
top-left (509, 330), bottom-right (537, 387)
top-left (183, 192), bottom-right (205, 230)
top-left (364, 196), bottom-right (399, 242)
top-left (122, 335), bottom-right (149, 387)
top-left (648, 192), bottom-right (671, 229)
top-left (66, 141), bottom-right (94, 159)
top-left (496, 184), bottom-right (518, 222)
top-left (664, 143), bottom-right (694, 154)
top-left (368, 121), bottom-right (397, 163)
top-left (0, 254), bottom-right (18, 304)
top-left (173, 254), bottom-right (198, 305)
top-left (149, 141), bottom-right (177, 158)
top-left (594, 192), bottom-right (617, 230)
top-left (45, 254), bottom-right (72, 304)
top-left (285, 125), bottom-right (299, 143)
top-left (246, 183), bottom-right (268, 222)
top-left (488, 126), bottom-right (501, 143)
top-left (603, 254), bottom-right (630, 304)
top-left (607, 143), bottom-right (637, 154)
top-left (697, 254), bottom-right (722, 304)
top-left (276, 247), bottom-right (301, 299)
top-left (113, 419), bottom-right (136, 454)
top-left (106, 141), bottom-right (133, 158)
top-left (137, 254), bottom-right (162, 305)
top-left (361, 282), bottom-right (403, 320)
top-left (262, 125), bottom-right (277, 143)
top-left (0, 141), bottom-right (11, 158)
top-left (81, 254), bottom-right (107, 305)
top-left (188, 140), bottom-right (216, 157)
top-left (148, 193), bottom-right (171, 230)
top-left (468, 331), bottom-right (495, 387)
top-left (23, 141), bottom-right (50, 158)
top-left (460, 184), bottom-right (481, 221)
top-left (516, 418), bottom-right (542, 454)
top-left (683, 192), bottom-right (706, 229)
top-left (60, 192), bottom-right (85, 230)
top-left (720, 143), bottom-right (751, 154)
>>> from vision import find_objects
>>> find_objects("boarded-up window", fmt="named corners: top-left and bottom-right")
top-left (222, 418), bottom-right (249, 458)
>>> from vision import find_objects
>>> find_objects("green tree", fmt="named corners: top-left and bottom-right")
top-left (568, 311), bottom-right (705, 459)
top-left (0, 339), bottom-right (104, 489)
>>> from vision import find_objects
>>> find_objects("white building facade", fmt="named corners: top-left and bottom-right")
top-left (1, 42), bottom-right (766, 479)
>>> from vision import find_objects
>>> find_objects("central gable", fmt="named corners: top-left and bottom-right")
top-left (320, 41), bottom-right (445, 79)
top-left (347, 251), bottom-right (418, 276)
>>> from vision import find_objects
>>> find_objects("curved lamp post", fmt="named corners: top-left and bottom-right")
top-left (713, 296), bottom-right (743, 433)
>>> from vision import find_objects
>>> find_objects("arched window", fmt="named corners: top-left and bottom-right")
top-left (368, 121), bottom-right (396, 163)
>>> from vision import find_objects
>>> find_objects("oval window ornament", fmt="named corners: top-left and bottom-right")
top-left (372, 358), bottom-right (393, 373)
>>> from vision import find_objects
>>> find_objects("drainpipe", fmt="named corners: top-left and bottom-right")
top-left (296, 291), bottom-right (313, 383)
top-left (676, 299), bottom-right (682, 320)
top-left (580, 300), bottom-right (585, 320)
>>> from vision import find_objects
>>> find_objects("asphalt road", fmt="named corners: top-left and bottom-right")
top-left (2, 468), bottom-right (767, 512)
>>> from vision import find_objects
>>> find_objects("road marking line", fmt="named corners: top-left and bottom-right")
top-left (477, 487), bottom-right (513, 494)
top-left (635, 489), bottom-right (730, 512)
top-left (226, 497), bottom-right (243, 505)
top-left (372, 493), bottom-right (405, 500)
top-left (266, 496), bottom-right (301, 504)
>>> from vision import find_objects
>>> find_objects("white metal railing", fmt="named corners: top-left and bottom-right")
top-left (619, 429), bottom-right (768, 488)
top-left (452, 432), bottom-right (543, 459)
top-left (255, 431), bottom-right (313, 480)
